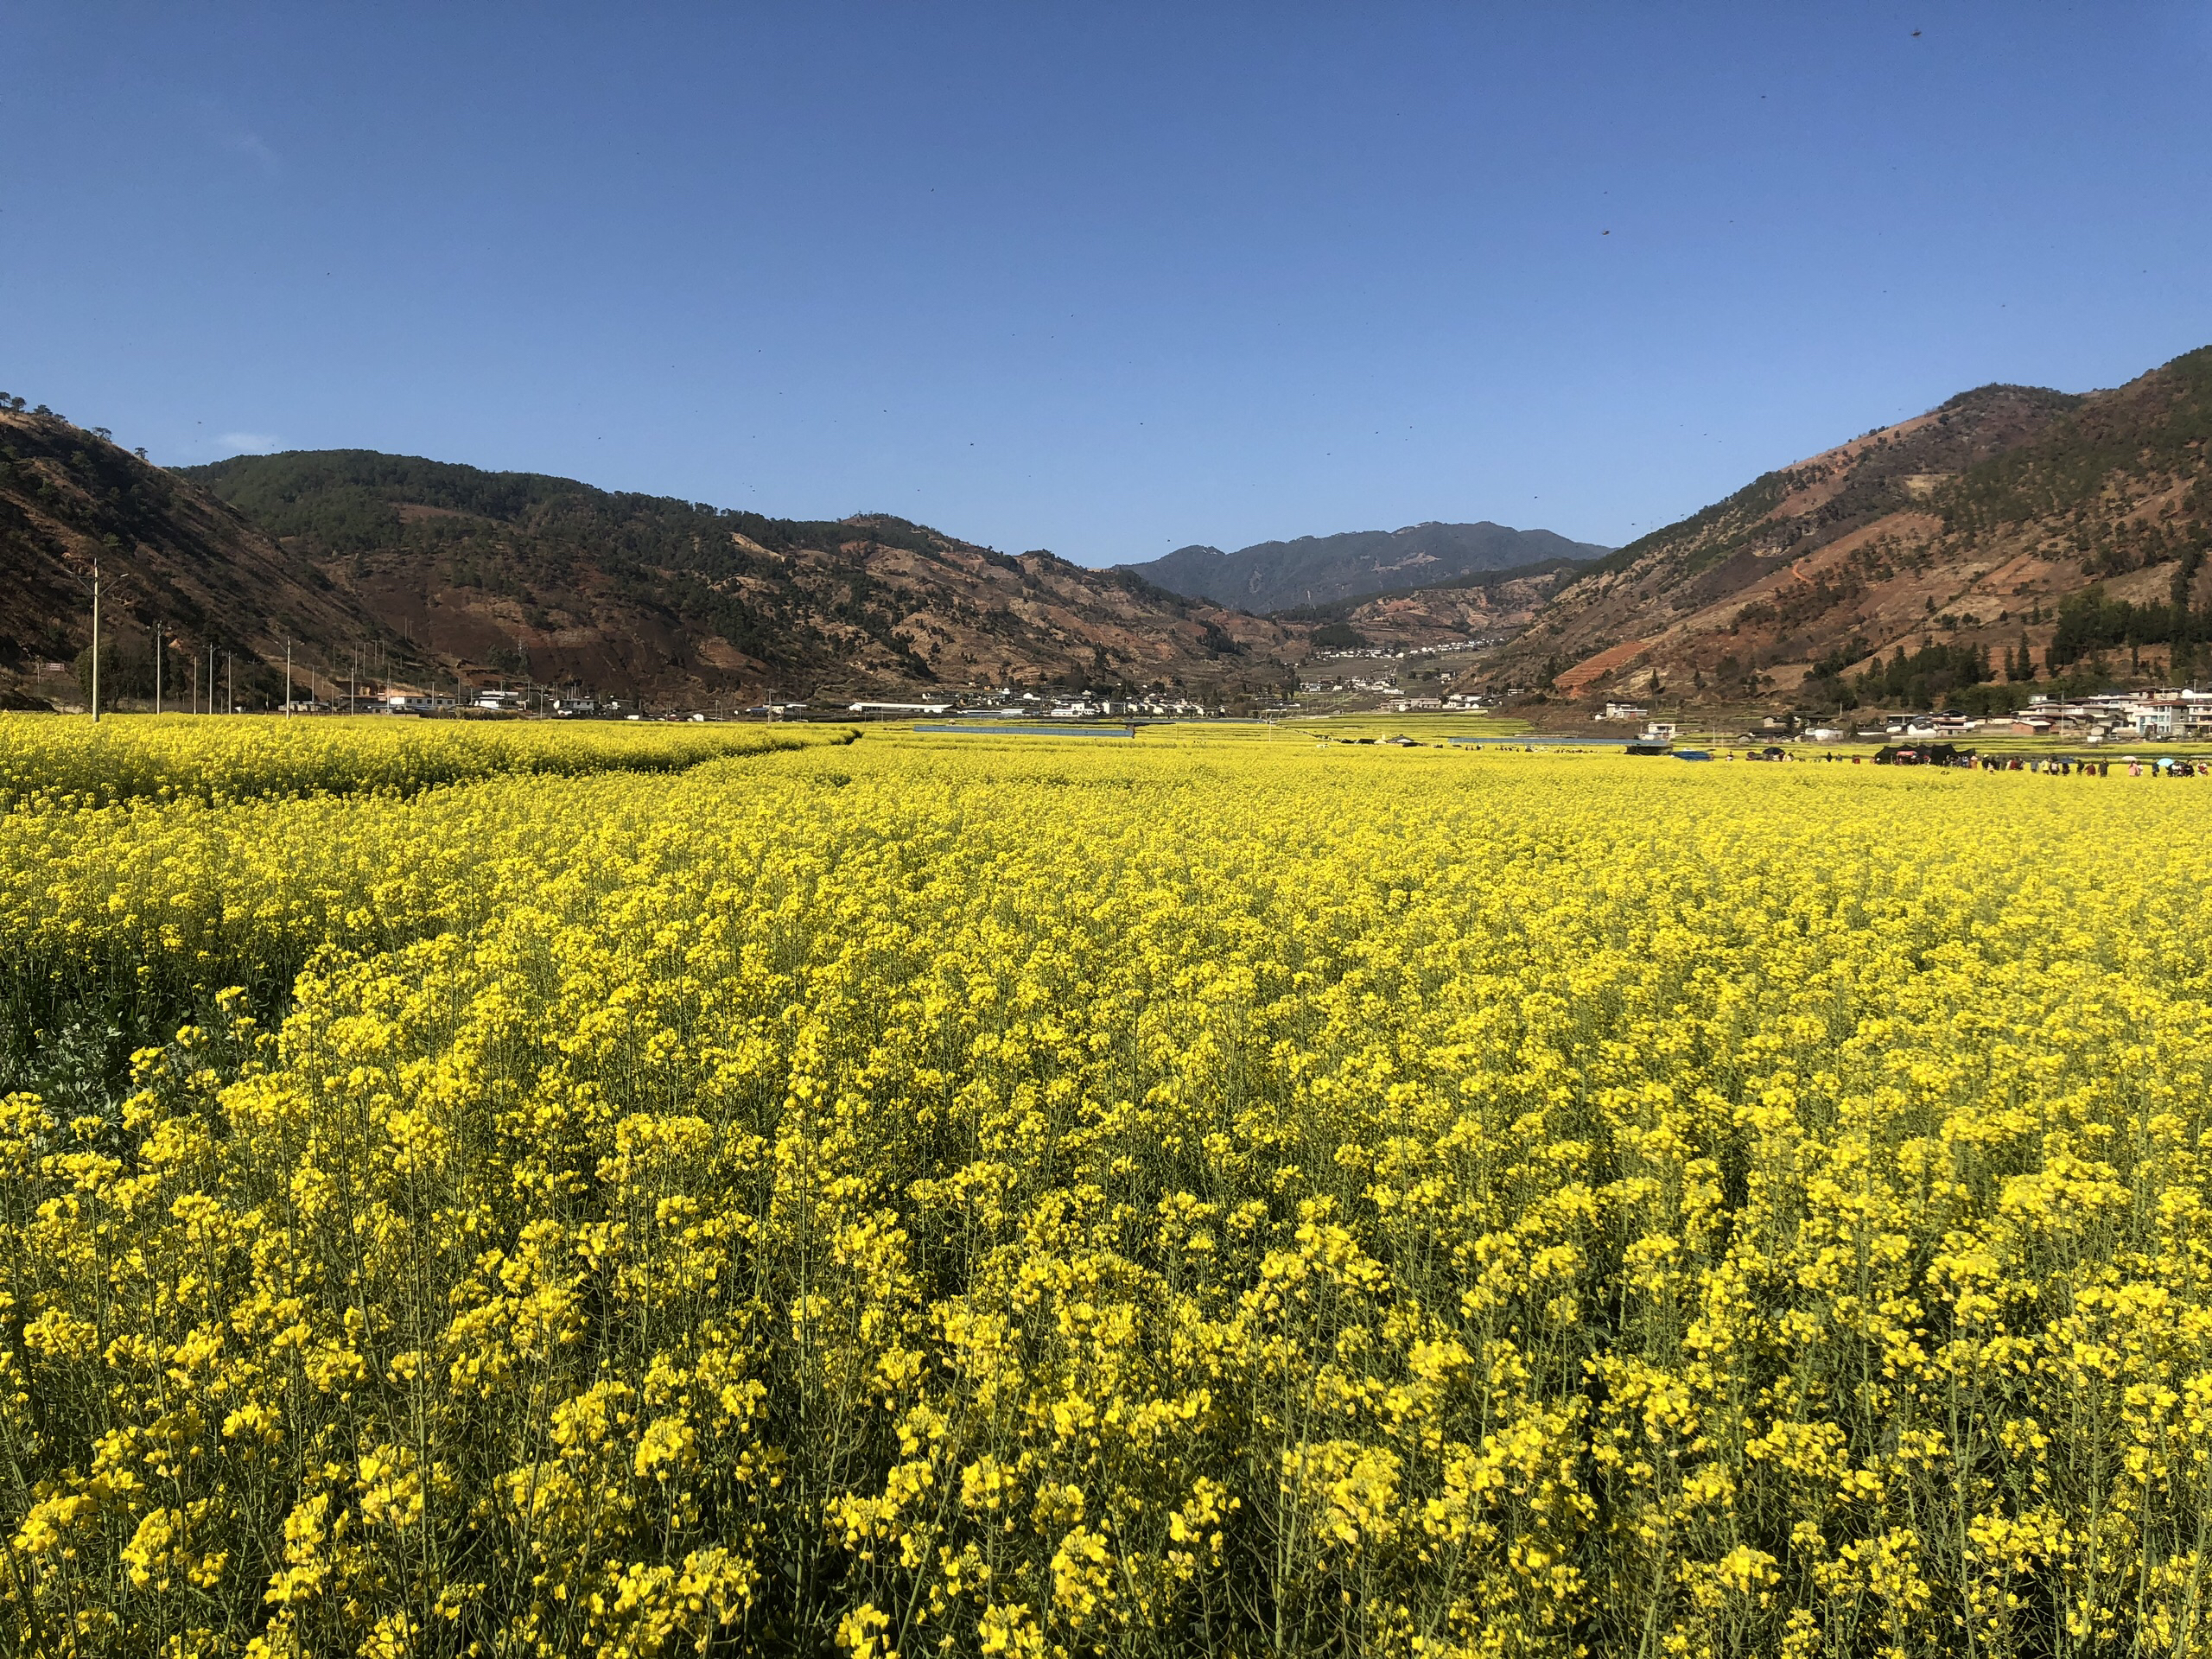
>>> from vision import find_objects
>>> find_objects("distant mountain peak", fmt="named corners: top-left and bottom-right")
top-left (1119, 520), bottom-right (1611, 614)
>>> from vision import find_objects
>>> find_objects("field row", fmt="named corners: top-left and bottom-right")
top-left (0, 714), bottom-right (842, 814)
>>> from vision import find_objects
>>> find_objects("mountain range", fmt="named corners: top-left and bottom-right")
top-left (1120, 521), bottom-right (1611, 613)
top-left (7, 340), bottom-right (2211, 716)
top-left (0, 428), bottom-right (1296, 709)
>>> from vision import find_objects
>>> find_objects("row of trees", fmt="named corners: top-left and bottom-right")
top-left (2046, 551), bottom-right (2211, 666)
top-left (1849, 640), bottom-right (1993, 709)
top-left (1791, 637), bottom-right (1992, 713)
top-left (1795, 636), bottom-right (2139, 720)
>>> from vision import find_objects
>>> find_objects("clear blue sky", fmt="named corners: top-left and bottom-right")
top-left (4, 3), bottom-right (2209, 566)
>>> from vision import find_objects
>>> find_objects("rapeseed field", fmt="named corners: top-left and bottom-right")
top-left (0, 715), bottom-right (823, 813)
top-left (3, 719), bottom-right (2210, 1657)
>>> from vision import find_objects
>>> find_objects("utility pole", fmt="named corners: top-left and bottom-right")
top-left (62, 552), bottom-right (104, 721)
top-left (89, 554), bottom-right (100, 722)
top-left (226, 652), bottom-right (232, 715)
top-left (284, 638), bottom-right (292, 714)
top-left (154, 621), bottom-right (163, 715)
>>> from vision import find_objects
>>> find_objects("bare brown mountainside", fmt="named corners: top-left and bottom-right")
top-left (0, 408), bottom-right (395, 707)
top-left (0, 420), bottom-right (1300, 708)
top-left (181, 451), bottom-right (1296, 705)
top-left (1272, 554), bottom-right (1596, 652)
top-left (1335, 569), bottom-right (1574, 651)
top-left (1480, 344), bottom-right (2212, 709)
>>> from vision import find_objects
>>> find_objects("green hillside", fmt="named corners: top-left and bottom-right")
top-left (183, 451), bottom-right (969, 675)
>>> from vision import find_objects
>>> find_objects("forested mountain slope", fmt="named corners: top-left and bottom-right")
top-left (0, 406), bottom-right (394, 707)
top-left (1479, 346), bottom-right (2212, 708)
top-left (184, 451), bottom-right (1297, 703)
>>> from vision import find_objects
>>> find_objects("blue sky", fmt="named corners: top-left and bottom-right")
top-left (3, 3), bottom-right (2209, 565)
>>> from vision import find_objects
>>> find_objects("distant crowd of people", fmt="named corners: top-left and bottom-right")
top-left (1972, 754), bottom-right (2206, 776)
top-left (1754, 748), bottom-right (2209, 775)
top-left (1443, 741), bottom-right (2208, 774)
top-left (1853, 742), bottom-right (2209, 775)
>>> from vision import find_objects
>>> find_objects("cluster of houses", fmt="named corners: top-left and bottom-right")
top-left (272, 687), bottom-right (642, 717)
top-left (374, 689), bottom-right (624, 716)
top-left (1307, 639), bottom-right (1504, 663)
top-left (1380, 692), bottom-right (1492, 713)
top-left (374, 688), bottom-right (526, 715)
top-left (318, 683), bottom-right (1236, 723)
top-left (1305, 676), bottom-right (1401, 696)
top-left (1592, 691), bottom-right (2212, 747)
top-left (847, 692), bottom-right (1216, 721)
top-left (1295, 683), bottom-right (1493, 711)
top-left (1881, 690), bottom-right (2212, 742)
